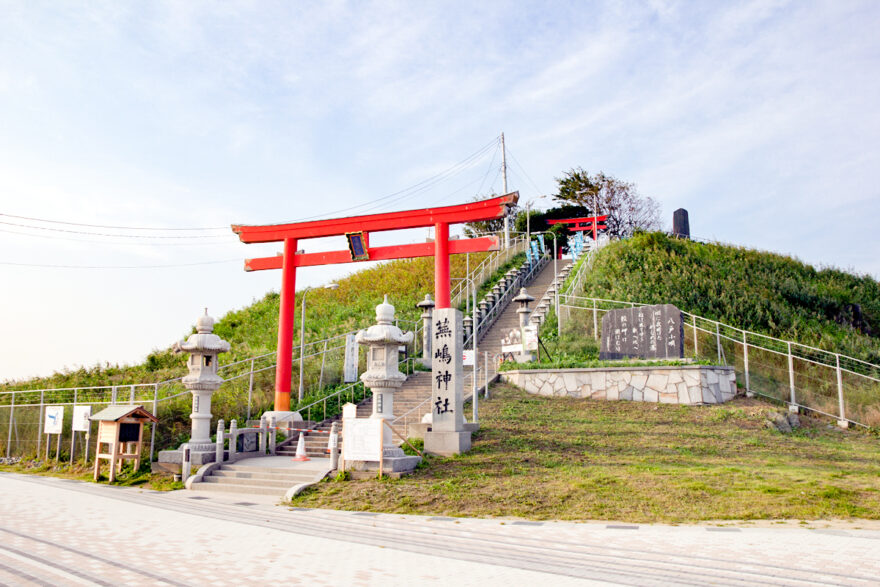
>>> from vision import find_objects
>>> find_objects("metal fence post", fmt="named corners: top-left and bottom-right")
top-left (715, 322), bottom-right (722, 364)
top-left (70, 389), bottom-right (78, 465)
top-left (484, 351), bottom-right (489, 399)
top-left (37, 391), bottom-right (44, 458)
top-left (592, 299), bottom-right (598, 341)
top-left (111, 386), bottom-right (117, 405)
top-left (836, 354), bottom-right (848, 428)
top-left (247, 358), bottom-right (255, 421)
top-left (742, 332), bottom-right (752, 397)
top-left (129, 385), bottom-right (135, 404)
top-left (150, 383), bottom-right (159, 462)
top-left (6, 392), bottom-right (14, 458)
top-left (787, 341), bottom-right (797, 412)
top-left (692, 315), bottom-right (698, 358)
top-left (318, 339), bottom-right (328, 390)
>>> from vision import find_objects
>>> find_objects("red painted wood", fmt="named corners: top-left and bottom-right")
top-left (569, 224), bottom-right (608, 232)
top-left (232, 193), bottom-right (517, 243)
top-left (244, 236), bottom-right (500, 272)
top-left (546, 215), bottom-right (608, 225)
top-left (275, 238), bottom-right (297, 410)
top-left (434, 222), bottom-right (450, 308)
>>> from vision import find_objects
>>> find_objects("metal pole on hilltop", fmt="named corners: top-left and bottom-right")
top-left (501, 132), bottom-right (509, 249)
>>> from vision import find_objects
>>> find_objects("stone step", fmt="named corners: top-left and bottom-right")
top-left (190, 482), bottom-right (287, 496)
top-left (211, 470), bottom-right (315, 483)
top-left (203, 476), bottom-right (302, 489)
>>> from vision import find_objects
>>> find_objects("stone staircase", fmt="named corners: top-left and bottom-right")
top-left (276, 371), bottom-right (436, 458)
top-left (189, 457), bottom-right (332, 497)
top-left (477, 260), bottom-right (570, 361)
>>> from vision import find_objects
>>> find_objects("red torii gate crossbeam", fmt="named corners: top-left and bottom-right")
top-left (232, 192), bottom-right (518, 411)
top-left (547, 215), bottom-right (608, 240)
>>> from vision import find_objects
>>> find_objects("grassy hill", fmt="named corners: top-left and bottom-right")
top-left (574, 232), bottom-right (880, 364)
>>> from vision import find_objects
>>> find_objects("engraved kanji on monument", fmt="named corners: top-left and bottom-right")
top-left (430, 308), bottom-right (463, 432)
top-left (599, 304), bottom-right (684, 360)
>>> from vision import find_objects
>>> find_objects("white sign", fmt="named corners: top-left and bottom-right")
top-left (524, 325), bottom-right (539, 351)
top-left (431, 308), bottom-right (463, 433)
top-left (343, 418), bottom-right (382, 461)
top-left (462, 350), bottom-right (474, 366)
top-left (44, 406), bottom-right (64, 435)
top-left (72, 405), bottom-right (92, 432)
top-left (343, 333), bottom-right (359, 383)
top-left (501, 343), bottom-right (522, 355)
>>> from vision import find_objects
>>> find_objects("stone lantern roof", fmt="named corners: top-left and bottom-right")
top-left (173, 309), bottom-right (231, 355)
top-left (356, 295), bottom-right (414, 347)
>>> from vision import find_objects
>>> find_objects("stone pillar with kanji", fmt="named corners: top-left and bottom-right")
top-left (424, 308), bottom-right (472, 456)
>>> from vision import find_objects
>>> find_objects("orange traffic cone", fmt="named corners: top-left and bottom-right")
top-left (291, 432), bottom-right (310, 462)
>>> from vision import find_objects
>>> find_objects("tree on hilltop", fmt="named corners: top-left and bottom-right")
top-left (554, 168), bottom-right (662, 238)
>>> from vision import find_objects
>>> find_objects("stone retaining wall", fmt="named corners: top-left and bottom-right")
top-left (501, 365), bottom-right (737, 404)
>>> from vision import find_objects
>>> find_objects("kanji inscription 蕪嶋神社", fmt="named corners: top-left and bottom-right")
top-left (430, 308), bottom-right (463, 432)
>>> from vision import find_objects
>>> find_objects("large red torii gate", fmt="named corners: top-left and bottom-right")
top-left (232, 193), bottom-right (518, 411)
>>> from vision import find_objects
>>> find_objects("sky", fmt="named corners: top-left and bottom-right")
top-left (1, 0), bottom-right (878, 383)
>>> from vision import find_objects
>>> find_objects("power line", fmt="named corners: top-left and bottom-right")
top-left (0, 259), bottom-right (241, 269)
top-left (0, 220), bottom-right (233, 239)
top-left (0, 212), bottom-right (227, 231)
top-left (263, 136), bottom-right (501, 223)
top-left (0, 227), bottom-right (239, 247)
top-left (506, 148), bottom-right (547, 196)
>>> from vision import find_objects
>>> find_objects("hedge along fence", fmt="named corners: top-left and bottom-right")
top-left (558, 293), bottom-right (880, 428)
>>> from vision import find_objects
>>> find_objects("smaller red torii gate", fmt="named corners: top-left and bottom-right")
top-left (547, 215), bottom-right (608, 241)
top-left (232, 193), bottom-right (518, 411)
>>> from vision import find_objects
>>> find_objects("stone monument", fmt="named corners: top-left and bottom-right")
top-left (349, 296), bottom-right (421, 474)
top-left (673, 208), bottom-right (690, 239)
top-left (599, 304), bottom-right (684, 360)
top-left (158, 310), bottom-right (230, 468)
top-left (424, 308), bottom-right (471, 456)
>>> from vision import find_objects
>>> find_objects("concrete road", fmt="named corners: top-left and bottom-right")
top-left (0, 473), bottom-right (878, 586)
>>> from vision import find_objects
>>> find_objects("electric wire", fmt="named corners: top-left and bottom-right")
top-left (506, 147), bottom-right (547, 196)
top-left (0, 227), bottom-right (239, 247)
top-left (0, 259), bottom-right (241, 269)
top-left (0, 212), bottom-right (227, 231)
top-left (0, 220), bottom-right (232, 239)
top-left (265, 135), bottom-right (500, 223)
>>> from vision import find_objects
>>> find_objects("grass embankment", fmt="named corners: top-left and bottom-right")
top-left (291, 382), bottom-right (880, 523)
top-left (0, 460), bottom-right (183, 491)
top-left (577, 232), bottom-right (880, 363)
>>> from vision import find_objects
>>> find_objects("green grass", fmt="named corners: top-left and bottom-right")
top-left (290, 382), bottom-right (880, 522)
top-left (578, 232), bottom-right (880, 364)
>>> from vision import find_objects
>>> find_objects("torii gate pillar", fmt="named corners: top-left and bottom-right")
top-left (435, 222), bottom-right (450, 308)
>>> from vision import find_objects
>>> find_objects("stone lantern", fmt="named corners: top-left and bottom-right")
top-left (158, 310), bottom-right (230, 469)
top-left (416, 294), bottom-right (435, 367)
top-left (513, 288), bottom-right (536, 361)
top-left (356, 296), bottom-right (414, 448)
top-left (175, 310), bottom-right (230, 448)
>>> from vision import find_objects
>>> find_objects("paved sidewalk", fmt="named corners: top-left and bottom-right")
top-left (1, 473), bottom-right (879, 586)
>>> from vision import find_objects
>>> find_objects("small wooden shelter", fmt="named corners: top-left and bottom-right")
top-left (91, 405), bottom-right (158, 482)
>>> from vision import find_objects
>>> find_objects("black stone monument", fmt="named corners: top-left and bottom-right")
top-left (599, 304), bottom-right (684, 360)
top-left (672, 208), bottom-right (690, 239)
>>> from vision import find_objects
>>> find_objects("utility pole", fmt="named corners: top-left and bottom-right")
top-left (501, 132), bottom-right (509, 249)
